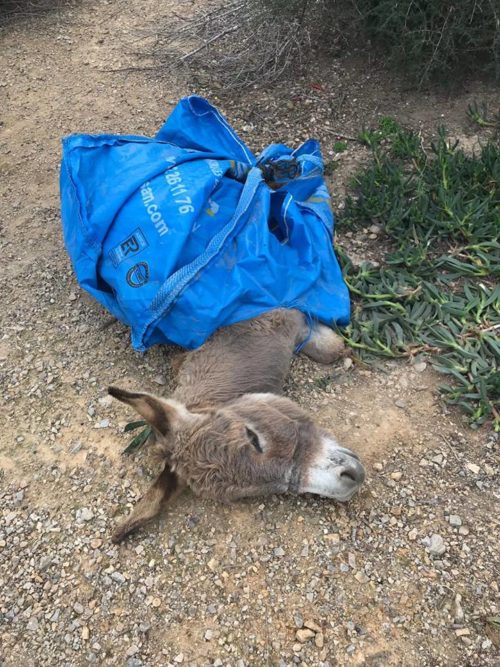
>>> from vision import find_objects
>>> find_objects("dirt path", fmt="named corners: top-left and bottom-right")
top-left (0, 2), bottom-right (499, 666)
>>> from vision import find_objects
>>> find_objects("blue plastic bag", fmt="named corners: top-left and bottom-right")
top-left (60, 96), bottom-right (350, 351)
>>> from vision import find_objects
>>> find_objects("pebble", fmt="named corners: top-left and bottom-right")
top-left (293, 611), bottom-right (304, 628)
top-left (111, 571), bottom-right (126, 584)
top-left (274, 547), bottom-right (285, 557)
top-left (98, 395), bottom-right (113, 408)
top-left (296, 628), bottom-right (315, 642)
top-left (315, 632), bottom-right (325, 649)
top-left (174, 654), bottom-right (184, 663)
top-left (27, 618), bottom-right (39, 631)
top-left (126, 660), bottom-right (143, 667)
top-left (82, 626), bottom-right (90, 640)
top-left (395, 399), bottom-right (407, 409)
top-left (455, 628), bottom-right (470, 637)
top-left (343, 357), bottom-right (353, 370)
top-left (413, 361), bottom-right (427, 372)
top-left (449, 515), bottom-right (462, 527)
top-left (79, 508), bottom-right (94, 522)
top-left (73, 602), bottom-right (84, 614)
top-left (465, 463), bottom-right (480, 474)
top-left (304, 619), bottom-right (322, 633)
top-left (426, 534), bottom-right (446, 556)
top-left (153, 375), bottom-right (167, 386)
top-left (391, 471), bottom-right (403, 481)
top-left (354, 571), bottom-right (369, 584)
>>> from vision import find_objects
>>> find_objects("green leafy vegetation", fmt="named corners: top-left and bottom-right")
top-left (122, 420), bottom-right (152, 455)
top-left (336, 117), bottom-right (499, 430)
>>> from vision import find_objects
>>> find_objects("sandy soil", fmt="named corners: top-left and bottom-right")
top-left (0, 2), bottom-right (499, 666)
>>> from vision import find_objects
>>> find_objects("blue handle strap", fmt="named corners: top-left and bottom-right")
top-left (134, 167), bottom-right (265, 350)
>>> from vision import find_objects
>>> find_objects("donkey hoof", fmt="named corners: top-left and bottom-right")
top-left (302, 325), bottom-right (345, 364)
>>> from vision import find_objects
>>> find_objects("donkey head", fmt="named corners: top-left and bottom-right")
top-left (109, 387), bottom-right (365, 541)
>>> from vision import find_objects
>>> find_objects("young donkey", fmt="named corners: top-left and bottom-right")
top-left (109, 309), bottom-right (365, 542)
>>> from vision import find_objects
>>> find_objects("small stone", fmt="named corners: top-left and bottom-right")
top-left (69, 441), bottom-right (82, 455)
top-left (369, 224), bottom-right (381, 234)
top-left (152, 597), bottom-right (161, 608)
top-left (73, 602), bottom-right (84, 615)
top-left (449, 515), bottom-right (462, 527)
top-left (153, 375), bottom-right (166, 386)
top-left (292, 643), bottom-right (303, 653)
top-left (373, 462), bottom-right (383, 472)
top-left (408, 528), bottom-right (418, 541)
top-left (111, 571), bottom-right (126, 584)
top-left (174, 654), bottom-right (184, 664)
top-left (27, 618), bottom-right (39, 631)
top-left (455, 628), bottom-right (470, 637)
top-left (82, 626), bottom-right (90, 640)
top-left (394, 399), bottom-right (407, 409)
top-left (205, 629), bottom-right (214, 641)
top-left (454, 594), bottom-right (464, 623)
top-left (293, 611), bottom-right (304, 628)
top-left (414, 361), bottom-right (427, 373)
top-left (391, 471), bottom-right (403, 481)
top-left (274, 547), bottom-right (285, 557)
top-left (465, 463), bottom-right (480, 475)
top-left (126, 660), bottom-right (143, 667)
top-left (343, 357), bottom-right (353, 370)
top-left (126, 644), bottom-right (140, 657)
top-left (325, 533), bottom-right (340, 543)
top-left (296, 628), bottom-right (315, 642)
top-left (432, 454), bottom-right (444, 465)
top-left (79, 508), bottom-right (94, 522)
top-left (427, 534), bottom-right (446, 556)
top-left (304, 619), bottom-right (322, 633)
top-left (97, 419), bottom-right (110, 429)
top-left (90, 538), bottom-right (102, 549)
top-left (98, 395), bottom-right (113, 408)
top-left (354, 571), bottom-right (369, 584)
top-left (315, 632), bottom-right (325, 649)
top-left (458, 526), bottom-right (469, 536)
top-left (207, 558), bottom-right (218, 571)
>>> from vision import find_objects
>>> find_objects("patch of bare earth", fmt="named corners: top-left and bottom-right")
top-left (0, 2), bottom-right (498, 666)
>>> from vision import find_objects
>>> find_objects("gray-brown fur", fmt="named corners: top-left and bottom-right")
top-left (110, 309), bottom-right (363, 543)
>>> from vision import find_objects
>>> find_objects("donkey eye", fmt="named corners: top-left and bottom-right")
top-left (245, 427), bottom-right (263, 453)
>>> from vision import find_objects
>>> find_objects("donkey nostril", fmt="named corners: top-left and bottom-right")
top-left (340, 463), bottom-right (365, 484)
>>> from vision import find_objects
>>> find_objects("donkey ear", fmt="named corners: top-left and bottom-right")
top-left (108, 386), bottom-right (198, 436)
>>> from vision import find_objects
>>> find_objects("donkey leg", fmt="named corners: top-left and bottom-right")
top-left (112, 465), bottom-right (183, 543)
top-left (301, 323), bottom-right (345, 364)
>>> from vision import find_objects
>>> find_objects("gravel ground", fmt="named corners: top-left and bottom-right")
top-left (1, 1), bottom-right (499, 666)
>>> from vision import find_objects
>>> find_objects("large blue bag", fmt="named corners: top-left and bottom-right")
top-left (60, 96), bottom-right (350, 351)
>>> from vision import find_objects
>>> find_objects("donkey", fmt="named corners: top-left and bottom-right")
top-left (109, 309), bottom-right (365, 542)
